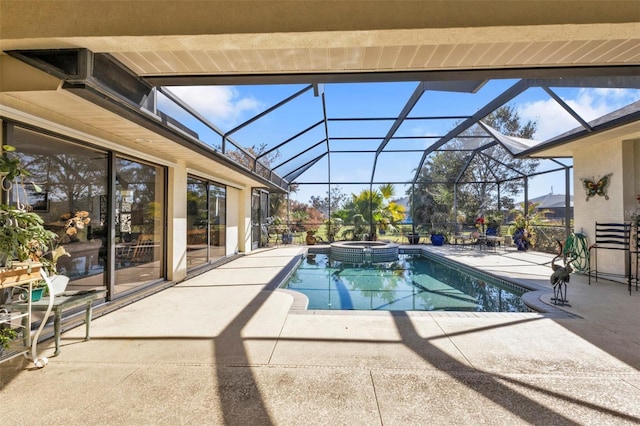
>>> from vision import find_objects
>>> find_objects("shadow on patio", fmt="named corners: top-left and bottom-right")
top-left (1, 246), bottom-right (639, 424)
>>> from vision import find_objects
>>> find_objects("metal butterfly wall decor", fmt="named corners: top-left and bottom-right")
top-left (580, 173), bottom-right (612, 201)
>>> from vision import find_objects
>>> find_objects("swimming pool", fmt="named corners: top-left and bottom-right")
top-left (281, 253), bottom-right (528, 312)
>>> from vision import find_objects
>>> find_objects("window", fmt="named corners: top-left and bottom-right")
top-left (187, 176), bottom-right (226, 269)
top-left (114, 157), bottom-right (166, 293)
top-left (10, 126), bottom-right (108, 289)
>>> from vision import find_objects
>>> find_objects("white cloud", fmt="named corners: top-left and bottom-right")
top-left (165, 86), bottom-right (261, 127)
top-left (518, 99), bottom-right (575, 140)
top-left (409, 125), bottom-right (439, 137)
top-left (519, 88), bottom-right (640, 141)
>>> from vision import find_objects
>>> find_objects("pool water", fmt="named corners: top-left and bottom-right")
top-left (281, 254), bottom-right (528, 312)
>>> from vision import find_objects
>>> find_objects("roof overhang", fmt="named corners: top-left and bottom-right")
top-left (515, 101), bottom-right (640, 158)
top-left (2, 49), bottom-right (289, 192)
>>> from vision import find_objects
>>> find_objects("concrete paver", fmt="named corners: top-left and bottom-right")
top-left (1, 245), bottom-right (639, 425)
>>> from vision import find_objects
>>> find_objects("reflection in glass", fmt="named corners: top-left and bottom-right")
top-left (186, 176), bottom-right (226, 269)
top-left (251, 190), bottom-right (261, 249)
top-left (11, 126), bottom-right (108, 291)
top-left (187, 178), bottom-right (208, 268)
top-left (114, 157), bottom-right (165, 293)
top-left (209, 183), bottom-right (226, 259)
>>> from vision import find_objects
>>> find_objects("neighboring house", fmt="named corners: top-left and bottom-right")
top-left (529, 192), bottom-right (574, 223)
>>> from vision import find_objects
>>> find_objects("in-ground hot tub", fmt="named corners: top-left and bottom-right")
top-left (330, 241), bottom-right (399, 263)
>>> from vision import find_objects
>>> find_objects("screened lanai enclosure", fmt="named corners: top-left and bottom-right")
top-left (157, 71), bottom-right (640, 252)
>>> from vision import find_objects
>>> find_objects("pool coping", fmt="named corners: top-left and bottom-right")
top-left (272, 247), bottom-right (579, 319)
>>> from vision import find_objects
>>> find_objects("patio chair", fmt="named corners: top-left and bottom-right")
top-left (588, 222), bottom-right (634, 294)
top-left (453, 230), bottom-right (477, 249)
top-left (129, 234), bottom-right (156, 264)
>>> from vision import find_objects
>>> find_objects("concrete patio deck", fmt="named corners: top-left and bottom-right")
top-left (1, 245), bottom-right (639, 425)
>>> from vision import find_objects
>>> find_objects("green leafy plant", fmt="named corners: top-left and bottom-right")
top-left (0, 145), bottom-right (59, 271)
top-left (324, 217), bottom-right (342, 242)
top-left (485, 214), bottom-right (502, 230)
top-left (336, 184), bottom-right (405, 241)
top-left (0, 327), bottom-right (18, 350)
top-left (507, 202), bottom-right (551, 249)
top-left (0, 145), bottom-right (30, 182)
top-left (430, 228), bottom-right (449, 244)
top-left (430, 228), bottom-right (448, 237)
top-left (0, 206), bottom-right (59, 271)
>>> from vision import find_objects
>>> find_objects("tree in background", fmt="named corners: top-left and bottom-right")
top-left (336, 184), bottom-right (405, 240)
top-left (225, 142), bottom-right (280, 172)
top-left (412, 150), bottom-right (468, 231)
top-left (309, 185), bottom-right (347, 218)
top-left (411, 105), bottom-right (538, 229)
top-left (289, 199), bottom-right (324, 232)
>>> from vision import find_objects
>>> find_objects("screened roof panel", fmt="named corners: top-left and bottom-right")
top-left (383, 137), bottom-right (440, 151)
top-left (156, 72), bottom-right (640, 199)
top-left (328, 138), bottom-right (383, 152)
top-left (326, 118), bottom-right (395, 138)
top-left (263, 123), bottom-right (327, 161)
top-left (479, 122), bottom-right (543, 155)
top-left (329, 152), bottom-right (376, 183)
top-left (441, 136), bottom-right (494, 151)
top-left (393, 118), bottom-right (465, 139)
top-left (372, 152), bottom-right (423, 183)
top-left (409, 89), bottom-right (484, 117)
top-left (499, 87), bottom-right (585, 141)
top-left (287, 156), bottom-right (329, 184)
top-left (229, 86), bottom-right (322, 152)
top-left (323, 82), bottom-right (419, 117)
top-left (274, 142), bottom-right (327, 179)
top-left (540, 86), bottom-right (640, 133)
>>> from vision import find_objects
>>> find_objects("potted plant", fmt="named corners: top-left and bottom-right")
top-left (0, 145), bottom-right (56, 259)
top-left (0, 145), bottom-right (60, 287)
top-left (305, 230), bottom-right (317, 245)
top-left (0, 205), bottom-right (58, 269)
top-left (21, 246), bottom-right (71, 300)
top-left (407, 232), bottom-right (421, 244)
top-left (485, 216), bottom-right (501, 234)
top-left (430, 229), bottom-right (447, 246)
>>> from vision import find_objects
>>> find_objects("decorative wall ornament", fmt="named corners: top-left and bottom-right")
top-left (580, 173), bottom-right (612, 201)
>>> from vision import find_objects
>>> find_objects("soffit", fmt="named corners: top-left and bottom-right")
top-left (2, 1), bottom-right (639, 79)
top-left (2, 25), bottom-right (638, 79)
top-left (108, 25), bottom-right (640, 78)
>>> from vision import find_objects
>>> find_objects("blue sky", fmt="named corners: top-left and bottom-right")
top-left (164, 81), bottom-right (640, 205)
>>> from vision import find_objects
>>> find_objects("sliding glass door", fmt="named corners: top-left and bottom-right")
top-left (114, 157), bottom-right (166, 293)
top-left (187, 176), bottom-right (226, 269)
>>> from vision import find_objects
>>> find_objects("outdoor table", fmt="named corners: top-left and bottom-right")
top-left (453, 233), bottom-right (474, 249)
top-left (486, 236), bottom-right (505, 251)
top-left (5, 289), bottom-right (107, 356)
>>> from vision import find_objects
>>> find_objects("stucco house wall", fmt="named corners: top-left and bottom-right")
top-left (573, 139), bottom-right (640, 276)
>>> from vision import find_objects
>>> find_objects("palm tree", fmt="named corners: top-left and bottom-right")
top-left (338, 184), bottom-right (405, 240)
